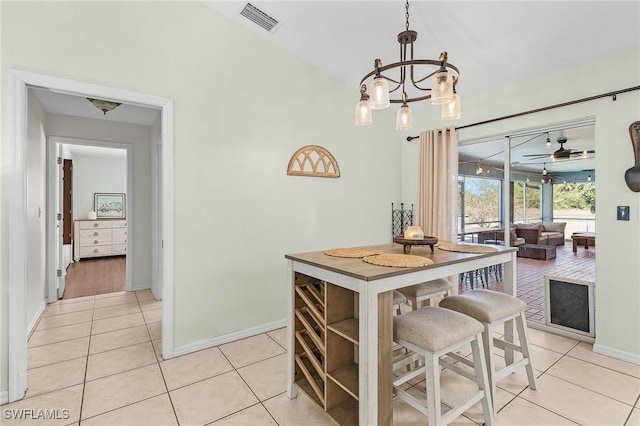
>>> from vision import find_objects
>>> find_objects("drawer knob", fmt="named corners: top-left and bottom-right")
top-left (93, 240), bottom-right (99, 244)
top-left (93, 223), bottom-right (99, 227)
top-left (93, 249), bottom-right (99, 253)
top-left (94, 232), bottom-right (99, 236)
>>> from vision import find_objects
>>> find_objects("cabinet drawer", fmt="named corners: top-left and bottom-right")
top-left (79, 221), bottom-right (112, 230)
top-left (80, 229), bottom-right (112, 239)
top-left (80, 245), bottom-right (112, 256)
top-left (111, 220), bottom-right (127, 228)
top-left (112, 244), bottom-right (127, 255)
top-left (79, 235), bottom-right (111, 246)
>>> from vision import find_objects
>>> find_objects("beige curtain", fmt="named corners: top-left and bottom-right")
top-left (417, 126), bottom-right (459, 245)
top-left (417, 127), bottom-right (459, 294)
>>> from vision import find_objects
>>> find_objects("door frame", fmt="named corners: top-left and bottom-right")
top-left (46, 137), bottom-right (134, 303)
top-left (8, 69), bottom-right (175, 402)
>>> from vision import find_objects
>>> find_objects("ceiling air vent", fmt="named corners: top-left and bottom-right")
top-left (240, 3), bottom-right (279, 33)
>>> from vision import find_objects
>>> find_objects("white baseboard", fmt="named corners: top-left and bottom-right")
top-left (593, 343), bottom-right (640, 365)
top-left (1, 390), bottom-right (8, 405)
top-left (27, 299), bottom-right (48, 338)
top-left (132, 283), bottom-right (151, 291)
top-left (172, 319), bottom-right (287, 358)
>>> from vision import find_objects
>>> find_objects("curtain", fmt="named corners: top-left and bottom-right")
top-left (417, 127), bottom-right (460, 294)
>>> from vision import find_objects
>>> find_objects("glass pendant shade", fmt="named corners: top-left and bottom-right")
top-left (355, 100), bottom-right (372, 126)
top-left (441, 93), bottom-right (461, 120)
top-left (431, 71), bottom-right (454, 105)
top-left (395, 105), bottom-right (412, 131)
top-left (370, 77), bottom-right (390, 109)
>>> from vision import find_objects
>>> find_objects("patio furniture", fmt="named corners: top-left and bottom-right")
top-left (571, 232), bottom-right (595, 253)
top-left (517, 244), bottom-right (557, 260)
top-left (515, 222), bottom-right (566, 246)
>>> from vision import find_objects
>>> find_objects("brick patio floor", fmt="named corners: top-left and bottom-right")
top-left (458, 242), bottom-right (596, 323)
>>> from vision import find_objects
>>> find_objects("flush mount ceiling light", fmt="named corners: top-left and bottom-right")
top-left (355, 0), bottom-right (461, 131)
top-left (87, 98), bottom-right (122, 115)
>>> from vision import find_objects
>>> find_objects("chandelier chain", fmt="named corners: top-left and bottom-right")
top-left (405, 0), bottom-right (410, 31)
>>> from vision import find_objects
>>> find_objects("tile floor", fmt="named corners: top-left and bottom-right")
top-left (458, 243), bottom-right (596, 323)
top-left (4, 287), bottom-right (638, 425)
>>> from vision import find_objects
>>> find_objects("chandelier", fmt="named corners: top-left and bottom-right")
top-left (355, 0), bottom-right (461, 131)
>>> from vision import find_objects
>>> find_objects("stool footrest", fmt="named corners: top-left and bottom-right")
top-left (493, 337), bottom-right (522, 352)
top-left (495, 358), bottom-right (530, 381)
top-left (440, 358), bottom-right (477, 382)
top-left (441, 391), bottom-right (486, 425)
top-left (392, 365), bottom-right (426, 387)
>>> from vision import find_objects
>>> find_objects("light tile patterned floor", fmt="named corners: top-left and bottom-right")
top-left (4, 286), bottom-right (638, 425)
top-left (459, 242), bottom-right (596, 323)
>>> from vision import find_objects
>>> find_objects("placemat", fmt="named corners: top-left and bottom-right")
top-left (362, 253), bottom-right (434, 268)
top-left (324, 248), bottom-right (385, 258)
top-left (436, 241), bottom-right (499, 253)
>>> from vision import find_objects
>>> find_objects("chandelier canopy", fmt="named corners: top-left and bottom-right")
top-left (355, 0), bottom-right (461, 130)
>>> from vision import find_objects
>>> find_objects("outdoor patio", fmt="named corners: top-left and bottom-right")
top-left (458, 242), bottom-right (596, 323)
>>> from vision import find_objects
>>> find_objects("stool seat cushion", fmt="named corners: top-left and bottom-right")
top-left (393, 290), bottom-right (407, 305)
top-left (393, 306), bottom-right (483, 353)
top-left (439, 289), bottom-right (527, 323)
top-left (398, 278), bottom-right (452, 297)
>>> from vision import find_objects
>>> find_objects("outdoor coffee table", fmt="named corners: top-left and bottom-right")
top-left (572, 232), bottom-right (595, 253)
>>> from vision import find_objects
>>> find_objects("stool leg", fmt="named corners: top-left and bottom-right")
top-left (482, 325), bottom-right (497, 416)
top-left (425, 350), bottom-right (442, 426)
top-left (471, 334), bottom-right (495, 426)
top-left (515, 312), bottom-right (538, 391)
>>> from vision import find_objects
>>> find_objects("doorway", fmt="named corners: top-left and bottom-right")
top-left (50, 140), bottom-right (131, 300)
top-left (8, 69), bottom-right (175, 402)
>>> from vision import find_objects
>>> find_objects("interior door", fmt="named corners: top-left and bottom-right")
top-left (56, 157), bottom-right (66, 298)
top-left (63, 159), bottom-right (73, 245)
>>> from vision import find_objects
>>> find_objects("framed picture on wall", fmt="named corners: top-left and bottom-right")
top-left (94, 193), bottom-right (126, 219)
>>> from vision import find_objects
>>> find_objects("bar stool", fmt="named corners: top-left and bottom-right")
top-left (439, 289), bottom-right (537, 415)
top-left (392, 307), bottom-right (494, 426)
top-left (393, 290), bottom-right (407, 315)
top-left (397, 278), bottom-right (452, 310)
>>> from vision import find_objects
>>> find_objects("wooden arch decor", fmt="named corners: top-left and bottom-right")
top-left (287, 145), bottom-right (340, 178)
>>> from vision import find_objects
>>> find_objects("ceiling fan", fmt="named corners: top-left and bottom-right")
top-left (523, 136), bottom-right (595, 161)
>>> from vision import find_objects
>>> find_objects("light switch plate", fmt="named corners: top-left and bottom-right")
top-left (617, 206), bottom-right (630, 221)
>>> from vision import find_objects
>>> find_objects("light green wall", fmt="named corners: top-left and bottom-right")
top-left (0, 1), bottom-right (402, 392)
top-left (403, 47), bottom-right (640, 360)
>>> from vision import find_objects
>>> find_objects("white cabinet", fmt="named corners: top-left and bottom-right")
top-left (74, 220), bottom-right (127, 261)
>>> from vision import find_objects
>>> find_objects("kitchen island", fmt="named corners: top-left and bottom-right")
top-left (285, 242), bottom-right (518, 426)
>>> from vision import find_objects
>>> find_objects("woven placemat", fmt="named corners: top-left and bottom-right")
top-left (436, 241), bottom-right (499, 254)
top-left (362, 254), bottom-right (434, 268)
top-left (324, 247), bottom-right (385, 258)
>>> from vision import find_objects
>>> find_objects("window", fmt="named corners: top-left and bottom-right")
top-left (513, 181), bottom-right (541, 223)
top-left (552, 182), bottom-right (596, 233)
top-left (458, 176), bottom-right (502, 231)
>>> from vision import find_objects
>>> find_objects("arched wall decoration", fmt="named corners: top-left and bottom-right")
top-left (287, 145), bottom-right (340, 178)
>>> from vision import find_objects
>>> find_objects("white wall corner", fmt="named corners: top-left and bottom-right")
top-left (0, 390), bottom-right (9, 405)
top-left (593, 343), bottom-right (640, 365)
top-left (26, 300), bottom-right (48, 338)
top-left (172, 319), bottom-right (287, 358)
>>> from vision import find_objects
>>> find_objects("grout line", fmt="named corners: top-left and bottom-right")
top-left (77, 301), bottom-right (95, 424)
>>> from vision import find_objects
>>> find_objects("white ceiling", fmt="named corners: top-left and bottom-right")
top-left (205, 1), bottom-right (639, 99)
top-left (32, 88), bottom-right (160, 126)
top-left (205, 1), bottom-right (639, 174)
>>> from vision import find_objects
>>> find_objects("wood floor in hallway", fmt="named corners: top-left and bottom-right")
top-left (63, 256), bottom-right (126, 299)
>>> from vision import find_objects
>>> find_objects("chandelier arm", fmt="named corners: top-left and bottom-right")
top-left (360, 60), bottom-right (460, 86)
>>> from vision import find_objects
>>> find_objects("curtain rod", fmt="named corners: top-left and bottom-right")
top-left (406, 85), bottom-right (640, 142)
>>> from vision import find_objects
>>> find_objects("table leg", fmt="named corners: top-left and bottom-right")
top-left (359, 288), bottom-right (393, 426)
top-left (572, 238), bottom-right (578, 253)
top-left (503, 251), bottom-right (517, 365)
